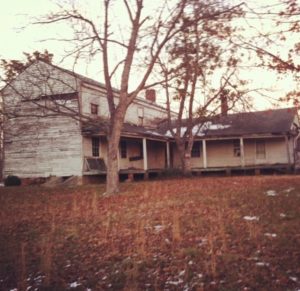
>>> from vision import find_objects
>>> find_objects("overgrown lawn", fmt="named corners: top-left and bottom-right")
top-left (0, 176), bottom-right (299, 290)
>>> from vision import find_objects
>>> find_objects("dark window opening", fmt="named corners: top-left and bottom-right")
top-left (91, 103), bottom-right (99, 115)
top-left (233, 140), bottom-right (241, 157)
top-left (191, 141), bottom-right (201, 157)
top-left (120, 141), bottom-right (127, 159)
top-left (92, 137), bottom-right (100, 157)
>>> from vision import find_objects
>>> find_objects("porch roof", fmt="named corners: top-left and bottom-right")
top-left (82, 122), bottom-right (169, 141)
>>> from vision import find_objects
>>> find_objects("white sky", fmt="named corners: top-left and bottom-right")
top-left (0, 0), bottom-right (298, 110)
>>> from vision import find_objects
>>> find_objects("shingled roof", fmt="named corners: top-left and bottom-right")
top-left (82, 108), bottom-right (298, 140)
top-left (158, 107), bottom-right (299, 138)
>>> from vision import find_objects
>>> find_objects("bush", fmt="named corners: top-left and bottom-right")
top-left (4, 175), bottom-right (21, 187)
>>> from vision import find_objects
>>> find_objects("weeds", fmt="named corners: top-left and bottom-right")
top-left (0, 177), bottom-right (299, 290)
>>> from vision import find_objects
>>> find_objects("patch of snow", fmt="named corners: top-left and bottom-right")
top-left (69, 282), bottom-right (81, 288)
top-left (197, 273), bottom-right (203, 279)
top-left (266, 190), bottom-right (277, 196)
top-left (284, 187), bottom-right (294, 193)
top-left (166, 278), bottom-right (184, 286)
top-left (209, 124), bottom-right (231, 130)
top-left (0, 183), bottom-right (4, 187)
top-left (154, 225), bottom-right (164, 232)
top-left (280, 213), bottom-right (287, 218)
top-left (179, 270), bottom-right (185, 277)
top-left (289, 276), bottom-right (298, 282)
top-left (243, 216), bottom-right (259, 221)
top-left (256, 262), bottom-right (268, 268)
top-left (165, 121), bottom-right (230, 138)
top-left (264, 233), bottom-right (277, 238)
top-left (188, 260), bottom-right (193, 265)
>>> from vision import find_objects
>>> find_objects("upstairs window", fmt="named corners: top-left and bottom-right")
top-left (256, 140), bottom-right (266, 159)
top-left (137, 107), bottom-right (144, 126)
top-left (120, 141), bottom-right (127, 159)
top-left (191, 141), bottom-right (201, 157)
top-left (92, 137), bottom-right (100, 157)
top-left (233, 140), bottom-right (241, 157)
top-left (90, 103), bottom-right (99, 115)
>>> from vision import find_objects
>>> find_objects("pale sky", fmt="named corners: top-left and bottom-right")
top-left (0, 0), bottom-right (297, 110)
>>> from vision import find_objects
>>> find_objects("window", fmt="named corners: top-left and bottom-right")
top-left (191, 141), bottom-right (201, 157)
top-left (120, 141), bottom-right (127, 158)
top-left (137, 107), bottom-right (144, 126)
top-left (256, 140), bottom-right (266, 159)
top-left (92, 137), bottom-right (100, 157)
top-left (138, 116), bottom-right (144, 126)
top-left (233, 140), bottom-right (241, 157)
top-left (90, 103), bottom-right (99, 115)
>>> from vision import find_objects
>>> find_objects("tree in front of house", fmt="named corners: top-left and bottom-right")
top-left (31, 0), bottom-right (191, 194)
top-left (160, 0), bottom-right (248, 175)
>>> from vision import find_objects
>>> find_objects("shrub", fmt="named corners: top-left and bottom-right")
top-left (4, 175), bottom-right (21, 187)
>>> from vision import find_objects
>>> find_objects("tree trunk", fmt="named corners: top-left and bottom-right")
top-left (181, 154), bottom-right (192, 176)
top-left (105, 109), bottom-right (125, 195)
top-left (106, 137), bottom-right (120, 194)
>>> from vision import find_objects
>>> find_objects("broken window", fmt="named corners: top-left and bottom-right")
top-left (256, 140), bottom-right (266, 159)
top-left (233, 140), bottom-right (241, 157)
top-left (92, 137), bottom-right (100, 157)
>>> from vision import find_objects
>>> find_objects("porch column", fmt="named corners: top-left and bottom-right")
top-left (202, 139), bottom-right (207, 168)
top-left (240, 137), bottom-right (245, 167)
top-left (166, 141), bottom-right (170, 169)
top-left (143, 138), bottom-right (148, 171)
top-left (285, 135), bottom-right (291, 166)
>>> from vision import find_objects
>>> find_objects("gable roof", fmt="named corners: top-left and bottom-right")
top-left (158, 107), bottom-right (298, 138)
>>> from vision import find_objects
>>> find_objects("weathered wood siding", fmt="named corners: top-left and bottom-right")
top-left (3, 61), bottom-right (83, 178)
top-left (83, 137), bottom-right (166, 171)
top-left (80, 84), bottom-right (168, 125)
top-left (172, 137), bottom-right (290, 169)
top-left (243, 137), bottom-right (289, 166)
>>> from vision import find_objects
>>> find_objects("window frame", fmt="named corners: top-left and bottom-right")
top-left (92, 137), bottom-right (100, 157)
top-left (90, 103), bottom-right (99, 115)
top-left (120, 140), bottom-right (127, 159)
top-left (256, 140), bottom-right (266, 159)
top-left (233, 140), bottom-right (241, 157)
top-left (191, 141), bottom-right (201, 158)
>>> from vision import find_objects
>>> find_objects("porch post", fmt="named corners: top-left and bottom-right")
top-left (202, 139), bottom-right (207, 168)
top-left (166, 141), bottom-right (170, 169)
top-left (240, 137), bottom-right (245, 167)
top-left (143, 138), bottom-right (148, 171)
top-left (285, 135), bottom-right (291, 166)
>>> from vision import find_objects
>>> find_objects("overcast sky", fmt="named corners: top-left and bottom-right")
top-left (0, 0), bottom-right (297, 110)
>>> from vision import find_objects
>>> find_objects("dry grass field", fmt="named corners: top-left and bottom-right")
top-left (0, 176), bottom-right (299, 290)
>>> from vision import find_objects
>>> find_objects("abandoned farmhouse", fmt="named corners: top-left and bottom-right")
top-left (1, 60), bottom-right (300, 182)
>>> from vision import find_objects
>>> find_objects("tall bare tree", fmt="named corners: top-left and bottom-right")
top-left (18, 0), bottom-right (189, 194)
top-left (159, 0), bottom-right (248, 174)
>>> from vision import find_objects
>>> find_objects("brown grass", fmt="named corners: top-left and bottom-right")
top-left (0, 176), bottom-right (299, 290)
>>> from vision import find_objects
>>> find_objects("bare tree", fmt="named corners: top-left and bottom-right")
top-left (159, 0), bottom-right (249, 174)
top-left (2, 1), bottom-right (190, 194)
top-left (230, 1), bottom-right (300, 106)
